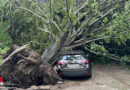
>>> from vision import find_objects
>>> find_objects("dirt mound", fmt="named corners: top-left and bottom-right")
top-left (0, 45), bottom-right (61, 88)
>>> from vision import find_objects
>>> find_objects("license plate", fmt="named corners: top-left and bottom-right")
top-left (67, 64), bottom-right (79, 68)
top-left (86, 64), bottom-right (89, 68)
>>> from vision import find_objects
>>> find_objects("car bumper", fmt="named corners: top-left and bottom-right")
top-left (58, 68), bottom-right (90, 77)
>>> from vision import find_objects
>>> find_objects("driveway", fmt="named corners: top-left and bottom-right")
top-left (51, 64), bottom-right (130, 90)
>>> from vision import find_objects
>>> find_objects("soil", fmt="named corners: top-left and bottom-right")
top-left (51, 64), bottom-right (130, 90)
top-left (0, 45), bottom-right (61, 88)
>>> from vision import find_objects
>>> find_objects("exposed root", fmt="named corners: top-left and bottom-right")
top-left (0, 45), bottom-right (62, 88)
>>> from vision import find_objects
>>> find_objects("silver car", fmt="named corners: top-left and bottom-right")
top-left (57, 51), bottom-right (92, 78)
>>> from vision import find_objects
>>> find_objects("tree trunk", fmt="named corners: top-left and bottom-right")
top-left (41, 31), bottom-right (69, 65)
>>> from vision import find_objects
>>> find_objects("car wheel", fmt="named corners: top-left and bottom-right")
top-left (88, 67), bottom-right (92, 78)
top-left (88, 75), bottom-right (92, 78)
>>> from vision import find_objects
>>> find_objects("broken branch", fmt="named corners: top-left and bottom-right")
top-left (2, 44), bottom-right (28, 65)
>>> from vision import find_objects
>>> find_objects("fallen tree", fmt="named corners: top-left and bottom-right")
top-left (0, 0), bottom-right (129, 64)
top-left (0, 45), bottom-right (61, 88)
top-left (0, 0), bottom-right (129, 88)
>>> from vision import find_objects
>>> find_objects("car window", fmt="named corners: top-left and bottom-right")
top-left (74, 55), bottom-right (84, 60)
top-left (60, 54), bottom-right (85, 61)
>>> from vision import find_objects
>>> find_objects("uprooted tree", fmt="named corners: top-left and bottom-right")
top-left (0, 0), bottom-right (129, 88)
top-left (0, 45), bottom-right (62, 88)
top-left (1, 0), bottom-right (129, 64)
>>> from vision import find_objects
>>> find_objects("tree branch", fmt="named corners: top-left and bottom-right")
top-left (38, 27), bottom-right (57, 39)
top-left (52, 20), bottom-right (61, 32)
top-left (74, 1), bottom-right (89, 15)
top-left (85, 47), bottom-right (123, 62)
top-left (88, 8), bottom-right (115, 27)
top-left (99, 0), bottom-right (124, 12)
top-left (85, 27), bottom-right (106, 37)
top-left (65, 36), bottom-right (119, 50)
top-left (29, 0), bottom-right (47, 18)
top-left (64, 14), bottom-right (93, 46)
top-left (20, 7), bottom-right (48, 23)
top-left (2, 44), bottom-right (28, 65)
top-left (64, 27), bottom-right (83, 46)
top-left (49, 0), bottom-right (52, 17)
top-left (65, 0), bottom-right (73, 27)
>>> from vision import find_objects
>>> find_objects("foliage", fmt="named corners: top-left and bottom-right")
top-left (85, 1), bottom-right (130, 62)
top-left (0, 0), bottom-right (129, 64)
top-left (109, 2), bottom-right (130, 45)
top-left (0, 47), bottom-right (9, 64)
top-left (0, 22), bottom-right (11, 46)
top-left (0, 0), bottom-right (50, 54)
top-left (0, 1), bottom-right (12, 63)
top-left (0, 22), bottom-right (11, 64)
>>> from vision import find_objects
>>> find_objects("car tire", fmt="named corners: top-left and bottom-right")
top-left (88, 75), bottom-right (92, 78)
top-left (88, 66), bottom-right (92, 78)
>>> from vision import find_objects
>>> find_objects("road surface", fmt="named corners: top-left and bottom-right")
top-left (51, 64), bottom-right (130, 90)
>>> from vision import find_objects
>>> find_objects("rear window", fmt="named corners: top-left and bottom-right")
top-left (60, 54), bottom-right (86, 61)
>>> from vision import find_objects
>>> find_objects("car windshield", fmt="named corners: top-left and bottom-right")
top-left (60, 55), bottom-right (85, 61)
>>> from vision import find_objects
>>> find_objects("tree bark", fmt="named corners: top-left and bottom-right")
top-left (41, 31), bottom-right (69, 65)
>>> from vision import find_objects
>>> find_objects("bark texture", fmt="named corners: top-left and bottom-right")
top-left (41, 31), bottom-right (69, 65)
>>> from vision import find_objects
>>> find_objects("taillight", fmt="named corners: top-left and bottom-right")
top-left (57, 61), bottom-right (60, 65)
top-left (59, 73), bottom-right (62, 75)
top-left (0, 76), bottom-right (4, 86)
top-left (86, 72), bottom-right (88, 75)
top-left (0, 77), bottom-right (2, 82)
top-left (82, 60), bottom-right (90, 64)
top-left (57, 61), bottom-right (65, 65)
